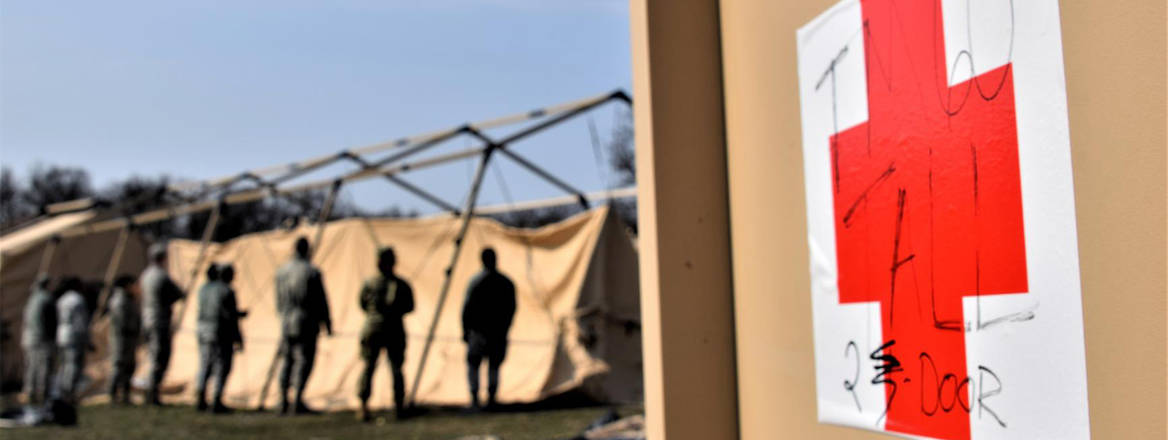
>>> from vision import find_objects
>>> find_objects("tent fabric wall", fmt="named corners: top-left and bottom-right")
top-left (0, 220), bottom-right (149, 391)
top-left (150, 206), bottom-right (640, 410)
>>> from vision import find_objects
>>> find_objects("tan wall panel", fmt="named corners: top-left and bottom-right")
top-left (717, 1), bottom-right (1165, 439)
top-left (1061, 1), bottom-right (1167, 438)
top-left (631, 0), bottom-right (739, 438)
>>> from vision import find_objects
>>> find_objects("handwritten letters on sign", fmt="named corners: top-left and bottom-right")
top-left (797, 1), bottom-right (1089, 438)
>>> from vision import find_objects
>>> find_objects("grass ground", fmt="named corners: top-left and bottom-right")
top-left (9, 403), bottom-right (639, 440)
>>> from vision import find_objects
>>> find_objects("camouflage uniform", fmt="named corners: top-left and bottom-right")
top-left (107, 286), bottom-right (141, 403)
top-left (140, 263), bottom-right (184, 403)
top-left (461, 268), bottom-right (516, 408)
top-left (275, 256), bottom-right (332, 412)
top-left (21, 277), bottom-right (56, 405)
top-left (195, 277), bottom-right (243, 411)
top-left (56, 288), bottom-right (91, 403)
top-left (357, 273), bottom-right (414, 409)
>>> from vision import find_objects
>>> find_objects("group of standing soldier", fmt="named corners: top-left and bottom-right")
top-left (20, 235), bottom-right (517, 421)
top-left (21, 275), bottom-right (92, 406)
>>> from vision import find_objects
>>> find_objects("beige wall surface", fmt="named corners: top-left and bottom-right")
top-left (1061, 1), bottom-right (1166, 438)
top-left (631, 0), bottom-right (739, 439)
top-left (716, 1), bottom-right (1165, 440)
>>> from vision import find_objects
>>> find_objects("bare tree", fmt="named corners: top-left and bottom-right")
top-left (0, 167), bottom-right (34, 230)
top-left (364, 205), bottom-right (419, 219)
top-left (100, 175), bottom-right (179, 240)
top-left (607, 111), bottom-right (637, 232)
top-left (22, 164), bottom-right (94, 213)
top-left (491, 205), bottom-right (581, 229)
top-left (608, 110), bottom-right (635, 186)
top-left (178, 188), bottom-right (368, 242)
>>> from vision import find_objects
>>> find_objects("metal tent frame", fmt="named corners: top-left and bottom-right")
top-left (27, 89), bottom-right (634, 409)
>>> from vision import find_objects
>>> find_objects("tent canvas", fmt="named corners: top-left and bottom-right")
top-left (139, 206), bottom-right (639, 410)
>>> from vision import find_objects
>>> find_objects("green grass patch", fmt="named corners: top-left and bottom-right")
top-left (11, 403), bottom-right (639, 440)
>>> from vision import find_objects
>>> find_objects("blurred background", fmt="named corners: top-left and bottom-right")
top-left (0, 2), bottom-right (643, 439)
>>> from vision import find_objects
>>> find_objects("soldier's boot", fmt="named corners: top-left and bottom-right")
top-left (393, 377), bottom-right (407, 420)
top-left (486, 365), bottom-right (500, 410)
top-left (468, 385), bottom-right (480, 411)
top-left (294, 403), bottom-right (319, 415)
top-left (279, 391), bottom-right (291, 416)
top-left (146, 388), bottom-right (163, 406)
top-left (357, 400), bottom-right (371, 422)
top-left (394, 400), bottom-right (408, 420)
top-left (121, 383), bottom-right (134, 405)
top-left (212, 400), bottom-right (233, 414)
top-left (293, 391), bottom-right (319, 415)
top-left (107, 375), bottom-right (119, 404)
top-left (196, 385), bottom-right (208, 412)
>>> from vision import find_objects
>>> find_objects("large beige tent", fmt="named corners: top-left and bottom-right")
top-left (156, 206), bottom-right (638, 409)
top-left (2, 207), bottom-right (640, 409)
top-left (0, 90), bottom-right (640, 408)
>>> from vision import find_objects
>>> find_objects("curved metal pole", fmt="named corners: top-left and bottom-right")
top-left (169, 202), bottom-right (222, 339)
top-left (36, 235), bottom-right (61, 276)
top-left (465, 127), bottom-right (590, 209)
top-left (406, 146), bottom-right (495, 407)
top-left (96, 222), bottom-right (131, 317)
top-left (310, 180), bottom-right (343, 259)
top-left (496, 148), bottom-right (591, 209)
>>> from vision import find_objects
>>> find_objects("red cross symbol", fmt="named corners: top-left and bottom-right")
top-left (830, 1), bottom-right (1028, 438)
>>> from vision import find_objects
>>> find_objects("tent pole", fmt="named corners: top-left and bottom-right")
top-left (382, 174), bottom-right (461, 215)
top-left (406, 145), bottom-right (495, 408)
top-left (256, 345), bottom-right (281, 409)
top-left (64, 146), bottom-right (488, 238)
top-left (45, 90), bottom-right (632, 223)
top-left (361, 127), bottom-right (466, 171)
top-left (465, 127), bottom-right (590, 208)
top-left (340, 153), bottom-right (461, 216)
top-left (310, 180), bottom-right (342, 258)
top-left (36, 235), bottom-right (61, 276)
top-left (152, 90), bottom-right (623, 196)
top-left (170, 202), bottom-right (222, 339)
top-left (467, 186), bottom-right (636, 216)
top-left (96, 222), bottom-right (131, 317)
top-left (495, 148), bottom-right (591, 208)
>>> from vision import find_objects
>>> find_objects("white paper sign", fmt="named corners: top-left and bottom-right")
top-left (796, 1), bottom-right (1090, 438)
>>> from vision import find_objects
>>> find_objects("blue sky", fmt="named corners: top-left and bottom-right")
top-left (0, 1), bottom-right (632, 214)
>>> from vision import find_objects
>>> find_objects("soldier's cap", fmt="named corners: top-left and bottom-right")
top-left (218, 263), bottom-right (235, 278)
